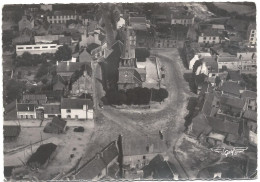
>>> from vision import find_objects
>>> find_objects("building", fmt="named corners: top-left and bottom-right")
top-left (80, 29), bottom-right (106, 48)
top-left (12, 35), bottom-right (31, 45)
top-left (142, 154), bottom-right (179, 180)
top-left (4, 125), bottom-right (21, 142)
top-left (40, 4), bottom-right (52, 11)
top-left (71, 71), bottom-right (93, 96)
top-left (129, 16), bottom-right (148, 31)
top-left (22, 94), bottom-right (47, 105)
top-left (74, 141), bottom-right (118, 180)
top-left (47, 10), bottom-right (82, 24)
top-left (61, 98), bottom-right (94, 119)
top-left (90, 43), bottom-right (108, 60)
top-left (78, 48), bottom-right (93, 62)
top-left (43, 103), bottom-right (61, 118)
top-left (44, 116), bottom-right (67, 134)
top-left (16, 44), bottom-right (62, 56)
top-left (34, 35), bottom-right (64, 44)
top-left (243, 110), bottom-right (257, 133)
top-left (18, 15), bottom-right (34, 32)
top-left (170, 10), bottom-right (194, 26)
top-left (247, 23), bottom-right (256, 48)
top-left (117, 15), bottom-right (126, 29)
top-left (211, 24), bottom-right (225, 33)
top-left (217, 53), bottom-right (239, 71)
top-left (56, 61), bottom-right (84, 81)
top-left (27, 143), bottom-right (57, 169)
top-left (16, 103), bottom-right (36, 119)
top-left (118, 27), bottom-right (144, 90)
top-left (122, 136), bottom-right (167, 169)
top-left (241, 90), bottom-right (257, 111)
top-left (198, 25), bottom-right (221, 44)
top-left (219, 81), bottom-right (243, 98)
top-left (52, 75), bottom-right (67, 91)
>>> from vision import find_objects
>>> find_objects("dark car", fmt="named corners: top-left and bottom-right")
top-left (73, 126), bottom-right (85, 132)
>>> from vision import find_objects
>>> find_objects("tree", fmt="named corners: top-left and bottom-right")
top-left (158, 88), bottom-right (168, 102)
top-left (5, 79), bottom-right (26, 103)
top-left (135, 48), bottom-right (150, 62)
top-left (55, 45), bottom-right (72, 61)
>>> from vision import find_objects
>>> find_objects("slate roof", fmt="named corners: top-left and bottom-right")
top-left (58, 36), bottom-right (72, 45)
top-left (75, 155), bottom-right (106, 180)
top-left (220, 81), bottom-right (243, 96)
top-left (217, 55), bottom-right (238, 62)
top-left (241, 90), bottom-right (257, 99)
top-left (61, 98), bottom-right (93, 110)
top-left (190, 113), bottom-right (212, 138)
top-left (243, 110), bottom-right (257, 122)
top-left (4, 125), bottom-right (21, 138)
top-left (219, 95), bottom-right (245, 109)
top-left (17, 103), bottom-right (35, 112)
top-left (142, 154), bottom-right (177, 179)
top-left (122, 135), bottom-right (167, 156)
top-left (51, 116), bottom-right (67, 130)
top-left (56, 62), bottom-right (83, 73)
top-left (100, 141), bottom-right (118, 165)
top-left (207, 116), bottom-right (240, 136)
top-left (27, 143), bottom-right (57, 166)
top-left (43, 103), bottom-right (61, 114)
top-left (86, 43), bottom-right (100, 54)
top-left (79, 48), bottom-right (93, 62)
top-left (227, 71), bottom-right (242, 82)
top-left (22, 94), bottom-right (47, 104)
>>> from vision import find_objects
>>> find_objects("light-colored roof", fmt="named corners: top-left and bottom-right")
top-left (35, 35), bottom-right (63, 43)
top-left (212, 24), bottom-right (225, 30)
top-left (243, 110), bottom-right (257, 122)
top-left (61, 98), bottom-right (93, 110)
top-left (208, 132), bottom-right (225, 141)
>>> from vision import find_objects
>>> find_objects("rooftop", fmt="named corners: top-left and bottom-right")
top-left (4, 125), bottom-right (21, 138)
top-left (241, 90), bottom-right (257, 99)
top-left (243, 110), bottom-right (257, 122)
top-left (61, 98), bottom-right (93, 110)
top-left (56, 62), bottom-right (83, 73)
top-left (43, 103), bottom-right (61, 114)
top-left (220, 81), bottom-right (243, 96)
top-left (17, 103), bottom-right (35, 112)
top-left (219, 95), bottom-right (245, 109)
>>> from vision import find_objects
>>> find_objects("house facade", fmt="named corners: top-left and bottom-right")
top-left (247, 23), bottom-right (256, 48)
top-left (16, 103), bottom-right (37, 119)
top-left (61, 98), bottom-right (94, 119)
top-left (47, 11), bottom-right (82, 24)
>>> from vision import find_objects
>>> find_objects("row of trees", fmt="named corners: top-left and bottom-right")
top-left (103, 87), bottom-right (169, 105)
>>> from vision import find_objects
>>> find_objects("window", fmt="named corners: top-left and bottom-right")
top-left (67, 115), bottom-right (71, 118)
top-left (251, 38), bottom-right (254, 41)
top-left (21, 115), bottom-right (23, 119)
top-left (75, 115), bottom-right (78, 119)
top-left (42, 46), bottom-right (48, 48)
top-left (50, 20), bottom-right (52, 23)
top-left (251, 34), bottom-right (254, 37)
top-left (252, 30), bottom-right (255, 34)
top-left (203, 37), bottom-right (206, 40)
top-left (213, 37), bottom-right (216, 40)
top-left (143, 156), bottom-right (146, 159)
top-left (17, 47), bottom-right (24, 50)
top-left (66, 109), bottom-right (71, 113)
top-left (26, 47), bottom-right (32, 49)
top-left (31, 115), bottom-right (33, 119)
top-left (50, 46), bottom-right (56, 48)
top-left (34, 47), bottom-right (40, 49)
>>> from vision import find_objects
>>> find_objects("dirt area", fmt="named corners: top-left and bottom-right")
top-left (175, 134), bottom-right (221, 178)
top-left (4, 123), bottom-right (95, 180)
top-left (213, 2), bottom-right (256, 15)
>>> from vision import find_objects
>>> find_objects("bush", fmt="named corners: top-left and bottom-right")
top-left (5, 79), bottom-right (26, 103)
top-left (55, 45), bottom-right (72, 61)
top-left (135, 48), bottom-right (150, 62)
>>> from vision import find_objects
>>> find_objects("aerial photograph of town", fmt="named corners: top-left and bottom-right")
top-left (2, 2), bottom-right (257, 180)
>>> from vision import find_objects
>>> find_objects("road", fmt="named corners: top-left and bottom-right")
top-left (89, 48), bottom-right (193, 179)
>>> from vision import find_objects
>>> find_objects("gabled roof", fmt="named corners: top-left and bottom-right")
top-left (61, 98), bottom-right (93, 110)
top-left (190, 113), bottom-right (212, 138)
top-left (27, 143), bottom-right (57, 166)
top-left (43, 103), bottom-right (61, 114)
top-left (219, 95), bottom-right (245, 109)
top-left (56, 62), bottom-right (83, 73)
top-left (207, 116), bottom-right (240, 136)
top-left (35, 35), bottom-right (63, 43)
top-left (243, 110), bottom-right (257, 122)
top-left (4, 125), bottom-right (21, 137)
top-left (75, 155), bottom-right (106, 180)
top-left (79, 48), bottom-right (93, 62)
top-left (202, 93), bottom-right (215, 116)
top-left (142, 154), bottom-right (177, 179)
top-left (17, 103), bottom-right (35, 112)
top-left (241, 90), bottom-right (257, 99)
top-left (220, 81), bottom-right (243, 96)
top-left (100, 141), bottom-right (118, 165)
top-left (227, 71), bottom-right (242, 82)
top-left (122, 135), bottom-right (167, 156)
top-left (52, 116), bottom-right (67, 129)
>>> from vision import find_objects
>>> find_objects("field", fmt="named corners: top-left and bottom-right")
top-left (213, 2), bottom-right (256, 16)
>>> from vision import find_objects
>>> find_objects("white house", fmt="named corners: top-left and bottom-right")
top-left (16, 103), bottom-right (37, 119)
top-left (61, 98), bottom-right (94, 119)
top-left (116, 16), bottom-right (126, 29)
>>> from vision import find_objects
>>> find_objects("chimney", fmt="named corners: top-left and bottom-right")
top-left (67, 61), bottom-right (69, 66)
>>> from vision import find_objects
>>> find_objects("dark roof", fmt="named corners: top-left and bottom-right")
top-left (56, 62), bottom-right (83, 73)
top-left (61, 98), bottom-right (93, 110)
top-left (52, 75), bottom-right (66, 91)
top-left (79, 48), bottom-right (93, 62)
top-left (191, 113), bottom-right (212, 138)
top-left (43, 103), bottom-right (61, 114)
top-left (75, 155), bottom-right (106, 180)
top-left (17, 103), bottom-right (35, 112)
top-left (86, 43), bottom-right (100, 54)
top-left (220, 81), bottom-right (243, 96)
top-left (4, 125), bottom-right (21, 137)
top-left (227, 71), bottom-right (242, 82)
top-left (241, 90), bottom-right (257, 99)
top-left (129, 17), bottom-right (146, 24)
top-left (142, 154), bottom-right (177, 179)
top-left (243, 110), bottom-right (257, 122)
top-left (207, 116), bottom-right (240, 136)
top-left (202, 93), bottom-right (215, 116)
top-left (58, 36), bottom-right (71, 45)
top-left (100, 141), bottom-right (118, 165)
top-left (22, 94), bottom-right (47, 104)
top-left (219, 95), bottom-right (245, 109)
top-left (118, 68), bottom-right (142, 84)
top-left (52, 116), bottom-right (67, 130)
top-left (27, 143), bottom-right (57, 166)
